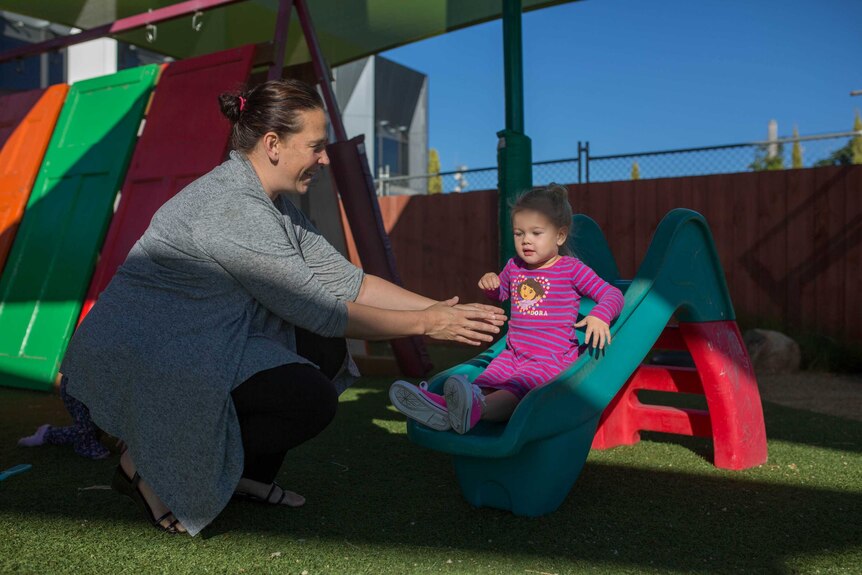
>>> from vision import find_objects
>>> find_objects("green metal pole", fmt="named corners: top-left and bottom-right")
top-left (497, 0), bottom-right (532, 268)
top-left (502, 0), bottom-right (524, 134)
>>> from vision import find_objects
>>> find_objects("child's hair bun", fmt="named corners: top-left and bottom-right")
top-left (547, 182), bottom-right (568, 200)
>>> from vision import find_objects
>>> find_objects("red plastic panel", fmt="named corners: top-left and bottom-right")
top-left (681, 321), bottom-right (767, 470)
top-left (0, 89), bottom-right (42, 148)
top-left (79, 45), bottom-right (255, 323)
top-left (0, 85), bottom-right (68, 274)
top-left (591, 364), bottom-right (709, 448)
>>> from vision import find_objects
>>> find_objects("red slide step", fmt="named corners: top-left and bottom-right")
top-left (593, 320), bottom-right (767, 470)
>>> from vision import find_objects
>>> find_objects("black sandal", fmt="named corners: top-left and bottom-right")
top-left (111, 466), bottom-right (182, 534)
top-left (233, 481), bottom-right (291, 505)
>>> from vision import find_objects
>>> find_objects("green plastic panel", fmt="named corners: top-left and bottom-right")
top-left (0, 65), bottom-right (159, 391)
top-left (568, 214), bottom-right (621, 284)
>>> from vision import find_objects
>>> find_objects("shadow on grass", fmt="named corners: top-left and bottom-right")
top-left (2, 381), bottom-right (860, 574)
top-left (636, 388), bottom-right (862, 458)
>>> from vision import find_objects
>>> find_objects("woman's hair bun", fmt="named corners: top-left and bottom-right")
top-left (218, 92), bottom-right (243, 123)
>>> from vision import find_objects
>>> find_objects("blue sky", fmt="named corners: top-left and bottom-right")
top-left (382, 0), bottom-right (862, 172)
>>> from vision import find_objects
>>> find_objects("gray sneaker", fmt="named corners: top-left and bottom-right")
top-left (389, 380), bottom-right (451, 431)
top-left (444, 374), bottom-right (484, 434)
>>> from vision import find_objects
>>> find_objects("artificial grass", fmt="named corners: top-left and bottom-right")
top-left (1, 376), bottom-right (860, 575)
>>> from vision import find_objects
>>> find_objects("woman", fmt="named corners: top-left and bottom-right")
top-left (61, 79), bottom-right (504, 536)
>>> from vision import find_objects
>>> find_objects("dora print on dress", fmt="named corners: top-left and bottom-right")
top-left (477, 256), bottom-right (625, 400)
top-left (513, 275), bottom-right (551, 315)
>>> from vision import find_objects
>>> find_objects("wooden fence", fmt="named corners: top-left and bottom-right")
top-left (342, 165), bottom-right (862, 344)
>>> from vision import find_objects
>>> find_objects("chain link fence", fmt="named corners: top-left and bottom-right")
top-left (377, 166), bottom-right (498, 196)
top-left (375, 130), bottom-right (861, 194)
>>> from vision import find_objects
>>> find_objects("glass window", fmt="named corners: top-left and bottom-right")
top-left (382, 136), bottom-right (401, 175)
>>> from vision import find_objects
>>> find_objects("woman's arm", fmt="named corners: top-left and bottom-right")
top-left (356, 275), bottom-right (507, 332)
top-left (202, 193), bottom-right (505, 343)
top-left (345, 297), bottom-right (504, 346)
top-left (284, 199), bottom-right (365, 301)
top-left (355, 274), bottom-right (437, 310)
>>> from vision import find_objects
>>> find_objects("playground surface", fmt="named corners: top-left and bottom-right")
top-left (1, 360), bottom-right (860, 575)
top-left (757, 372), bottom-right (862, 423)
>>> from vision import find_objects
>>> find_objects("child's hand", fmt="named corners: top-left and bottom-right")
top-left (478, 273), bottom-right (500, 290)
top-left (574, 316), bottom-right (611, 349)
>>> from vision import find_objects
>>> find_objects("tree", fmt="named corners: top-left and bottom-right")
top-left (749, 143), bottom-right (785, 171)
top-left (814, 145), bottom-right (853, 167)
top-left (750, 119), bottom-right (785, 172)
top-left (852, 111), bottom-right (862, 165)
top-left (813, 112), bottom-right (862, 167)
top-left (631, 161), bottom-right (641, 180)
top-left (427, 148), bottom-right (442, 194)
top-left (791, 125), bottom-right (803, 168)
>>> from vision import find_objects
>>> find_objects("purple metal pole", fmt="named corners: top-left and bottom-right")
top-left (294, 0), bottom-right (347, 142)
top-left (0, 0), bottom-right (247, 65)
top-left (293, 0), bottom-right (432, 376)
top-left (267, 0), bottom-right (294, 81)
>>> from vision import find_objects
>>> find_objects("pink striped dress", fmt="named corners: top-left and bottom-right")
top-left (478, 256), bottom-right (624, 399)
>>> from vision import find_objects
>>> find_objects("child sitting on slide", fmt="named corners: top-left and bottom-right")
top-left (390, 183), bottom-right (624, 434)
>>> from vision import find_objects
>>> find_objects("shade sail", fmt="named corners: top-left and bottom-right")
top-left (0, 1), bottom-right (577, 67)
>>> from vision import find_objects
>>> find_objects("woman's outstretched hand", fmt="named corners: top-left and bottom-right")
top-left (424, 297), bottom-right (507, 345)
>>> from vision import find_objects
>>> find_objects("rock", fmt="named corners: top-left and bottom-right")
top-left (743, 329), bottom-right (802, 374)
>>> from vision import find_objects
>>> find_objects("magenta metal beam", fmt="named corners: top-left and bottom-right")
top-left (294, 0), bottom-right (347, 142)
top-left (267, 0), bottom-right (294, 81)
top-left (0, 0), bottom-right (247, 65)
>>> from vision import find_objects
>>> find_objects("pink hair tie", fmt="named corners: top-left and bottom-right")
top-left (238, 96), bottom-right (247, 112)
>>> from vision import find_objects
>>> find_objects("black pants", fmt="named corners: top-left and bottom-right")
top-left (230, 329), bottom-right (345, 483)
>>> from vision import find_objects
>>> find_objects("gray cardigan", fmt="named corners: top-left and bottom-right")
top-left (63, 151), bottom-right (364, 536)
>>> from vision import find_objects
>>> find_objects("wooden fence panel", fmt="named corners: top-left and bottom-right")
top-left (752, 170), bottom-right (787, 323)
top-left (364, 165), bottom-right (860, 344)
top-left (820, 167), bottom-right (847, 337)
top-left (706, 173), bottom-right (733, 293)
top-left (851, 167), bottom-right (860, 339)
top-left (789, 168), bottom-right (816, 331)
top-left (610, 181), bottom-right (635, 276)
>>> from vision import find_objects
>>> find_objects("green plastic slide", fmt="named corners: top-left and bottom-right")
top-left (0, 65), bottom-right (159, 391)
top-left (407, 208), bottom-right (740, 516)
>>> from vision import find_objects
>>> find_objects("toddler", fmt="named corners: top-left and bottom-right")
top-left (390, 183), bottom-right (624, 433)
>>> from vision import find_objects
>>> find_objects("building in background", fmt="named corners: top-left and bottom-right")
top-left (334, 55), bottom-right (428, 196)
top-left (0, 12), bottom-right (67, 94)
top-left (1, 10), bottom-right (171, 94)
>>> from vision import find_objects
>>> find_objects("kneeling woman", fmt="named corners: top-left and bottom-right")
top-left (62, 79), bottom-right (504, 536)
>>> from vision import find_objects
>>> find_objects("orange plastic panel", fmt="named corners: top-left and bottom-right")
top-left (0, 85), bottom-right (68, 274)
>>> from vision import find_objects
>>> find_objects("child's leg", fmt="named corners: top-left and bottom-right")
top-left (18, 424), bottom-right (51, 447)
top-left (46, 375), bottom-right (109, 459)
top-left (18, 375), bottom-right (77, 447)
top-left (446, 351), bottom-right (522, 434)
top-left (479, 389), bottom-right (520, 422)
